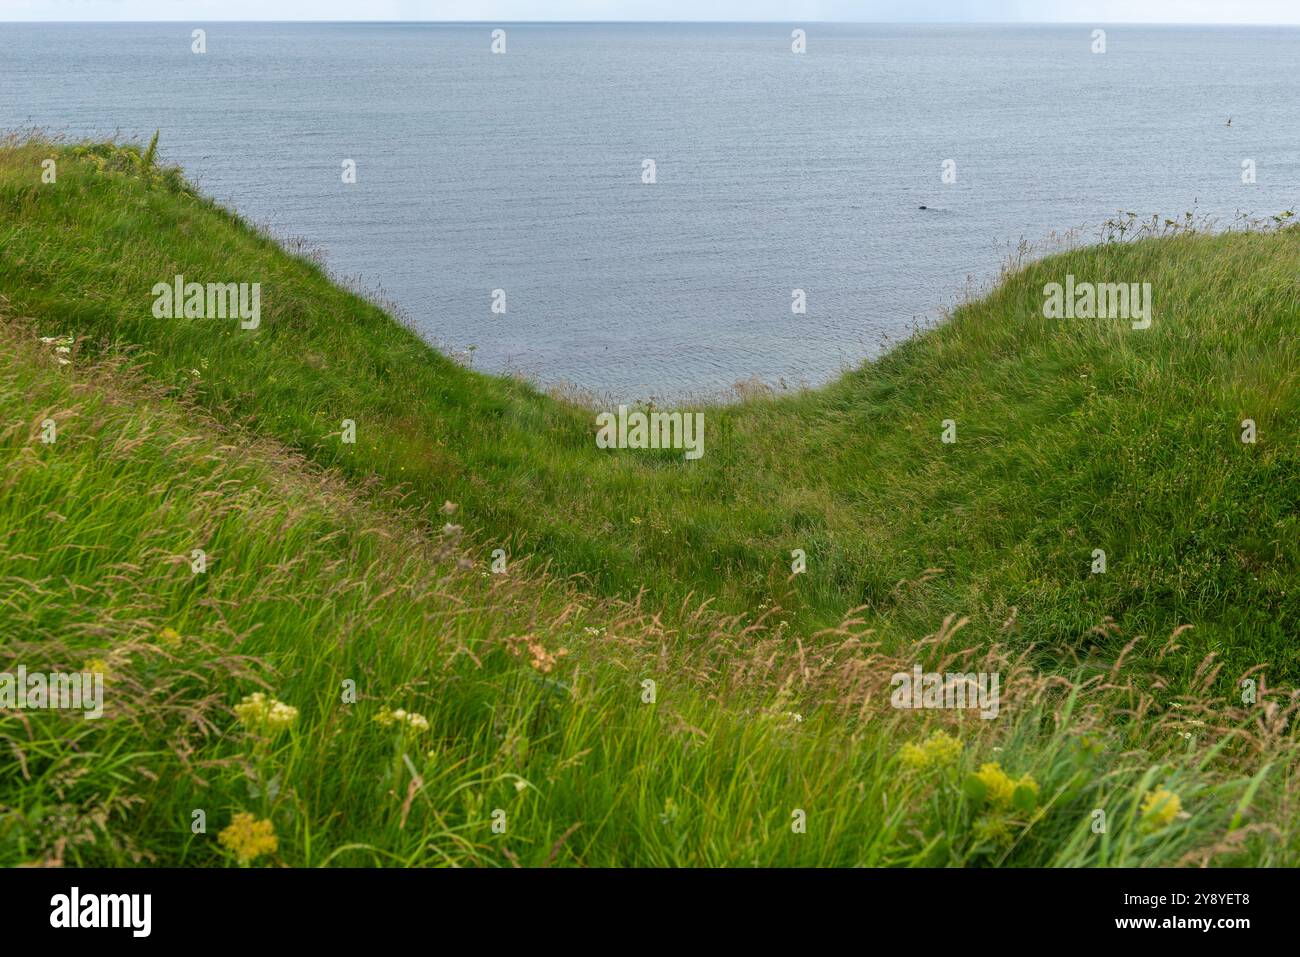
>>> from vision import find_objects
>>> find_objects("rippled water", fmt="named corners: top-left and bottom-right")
top-left (3, 22), bottom-right (1297, 400)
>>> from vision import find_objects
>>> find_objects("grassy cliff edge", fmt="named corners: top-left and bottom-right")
top-left (1, 137), bottom-right (1297, 866)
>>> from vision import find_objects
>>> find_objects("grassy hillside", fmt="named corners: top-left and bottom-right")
top-left (1, 136), bottom-right (1298, 866)
top-left (2, 318), bottom-right (1296, 867)
top-left (2, 139), bottom-right (1299, 689)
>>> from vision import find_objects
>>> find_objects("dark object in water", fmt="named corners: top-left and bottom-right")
top-left (919, 205), bottom-right (928, 210)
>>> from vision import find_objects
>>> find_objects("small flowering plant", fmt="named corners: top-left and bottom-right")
top-left (961, 761), bottom-right (1042, 850)
top-left (234, 692), bottom-right (299, 735)
top-left (38, 334), bottom-right (74, 366)
top-left (963, 761), bottom-right (1040, 813)
top-left (374, 706), bottom-right (434, 814)
top-left (898, 731), bottom-right (964, 771)
top-left (895, 732), bottom-right (1047, 858)
top-left (81, 657), bottom-right (115, 681)
top-left (1139, 786), bottom-right (1184, 831)
top-left (375, 707), bottom-right (430, 734)
top-left (232, 692), bottom-right (299, 814)
top-left (217, 812), bottom-right (278, 866)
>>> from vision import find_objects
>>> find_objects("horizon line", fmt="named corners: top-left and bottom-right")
top-left (6, 19), bottom-right (1300, 27)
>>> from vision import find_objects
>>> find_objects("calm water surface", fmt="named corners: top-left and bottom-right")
top-left (2, 23), bottom-right (1297, 399)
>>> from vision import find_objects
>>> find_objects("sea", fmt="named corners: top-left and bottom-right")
top-left (2, 22), bottom-right (1297, 400)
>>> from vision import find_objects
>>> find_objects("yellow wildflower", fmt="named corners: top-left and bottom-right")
top-left (898, 731), bottom-right (964, 770)
top-left (1140, 787), bottom-right (1182, 829)
top-left (966, 762), bottom-right (1039, 816)
top-left (899, 742), bottom-right (927, 768)
top-left (218, 812), bottom-right (277, 864)
top-left (82, 658), bottom-right (113, 680)
top-left (157, 627), bottom-right (182, 647)
top-left (974, 762), bottom-right (1016, 806)
top-left (234, 692), bottom-right (298, 733)
top-left (924, 731), bottom-right (964, 766)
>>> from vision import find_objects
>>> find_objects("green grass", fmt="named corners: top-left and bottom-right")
top-left (1, 136), bottom-right (1298, 866)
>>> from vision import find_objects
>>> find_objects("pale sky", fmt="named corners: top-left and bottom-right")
top-left (4, 0), bottom-right (1300, 24)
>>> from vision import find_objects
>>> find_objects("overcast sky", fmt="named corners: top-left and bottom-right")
top-left (4, 0), bottom-right (1299, 23)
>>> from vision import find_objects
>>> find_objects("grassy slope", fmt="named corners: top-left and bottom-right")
top-left (1, 138), bottom-right (1298, 866)
top-left (3, 319), bottom-right (1296, 867)
top-left (2, 141), bottom-right (1298, 689)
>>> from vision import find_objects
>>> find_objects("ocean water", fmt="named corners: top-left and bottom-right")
top-left (2, 22), bottom-right (1298, 401)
